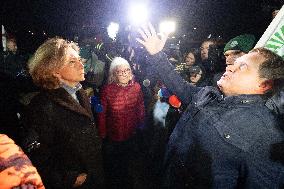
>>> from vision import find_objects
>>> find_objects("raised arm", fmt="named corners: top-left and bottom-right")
top-left (136, 24), bottom-right (168, 55)
top-left (137, 24), bottom-right (201, 104)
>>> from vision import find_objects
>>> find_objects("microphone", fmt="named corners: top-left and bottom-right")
top-left (143, 79), bottom-right (151, 87)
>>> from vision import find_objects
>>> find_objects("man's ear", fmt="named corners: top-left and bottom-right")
top-left (259, 80), bottom-right (274, 93)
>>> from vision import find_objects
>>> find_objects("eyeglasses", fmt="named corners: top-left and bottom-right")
top-left (116, 68), bottom-right (131, 76)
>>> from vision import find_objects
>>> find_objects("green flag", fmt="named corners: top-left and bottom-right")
top-left (255, 5), bottom-right (284, 58)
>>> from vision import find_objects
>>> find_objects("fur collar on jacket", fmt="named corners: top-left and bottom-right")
top-left (41, 87), bottom-right (93, 119)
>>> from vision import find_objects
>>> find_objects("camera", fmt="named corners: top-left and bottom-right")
top-left (208, 44), bottom-right (226, 73)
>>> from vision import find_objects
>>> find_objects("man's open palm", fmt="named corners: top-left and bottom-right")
top-left (137, 23), bottom-right (168, 55)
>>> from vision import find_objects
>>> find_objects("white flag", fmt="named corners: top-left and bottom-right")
top-left (255, 5), bottom-right (284, 58)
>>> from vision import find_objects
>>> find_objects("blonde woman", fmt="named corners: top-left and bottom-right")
top-left (24, 37), bottom-right (104, 188)
top-left (98, 57), bottom-right (145, 189)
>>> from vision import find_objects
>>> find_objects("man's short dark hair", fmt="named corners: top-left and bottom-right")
top-left (250, 48), bottom-right (284, 81)
top-left (250, 48), bottom-right (284, 94)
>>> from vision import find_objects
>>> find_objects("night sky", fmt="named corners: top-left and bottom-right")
top-left (1, 0), bottom-right (283, 53)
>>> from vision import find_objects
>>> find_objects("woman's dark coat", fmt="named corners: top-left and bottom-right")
top-left (24, 88), bottom-right (104, 189)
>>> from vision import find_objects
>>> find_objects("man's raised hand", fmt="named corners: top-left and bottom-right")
top-left (136, 23), bottom-right (168, 55)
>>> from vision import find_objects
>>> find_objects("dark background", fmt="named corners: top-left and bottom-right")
top-left (1, 0), bottom-right (283, 53)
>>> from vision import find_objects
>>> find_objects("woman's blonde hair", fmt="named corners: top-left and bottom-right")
top-left (28, 37), bottom-right (79, 89)
top-left (108, 57), bottom-right (133, 84)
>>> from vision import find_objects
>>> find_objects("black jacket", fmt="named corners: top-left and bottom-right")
top-left (147, 52), bottom-right (284, 189)
top-left (24, 88), bottom-right (104, 189)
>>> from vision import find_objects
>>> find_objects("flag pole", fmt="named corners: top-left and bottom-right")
top-left (2, 25), bottom-right (6, 52)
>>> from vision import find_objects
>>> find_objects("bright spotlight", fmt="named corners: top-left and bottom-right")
top-left (128, 3), bottom-right (148, 26)
top-left (159, 21), bottom-right (176, 34)
top-left (107, 22), bottom-right (119, 40)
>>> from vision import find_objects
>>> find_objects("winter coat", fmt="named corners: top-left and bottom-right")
top-left (0, 134), bottom-right (45, 189)
top-left (97, 82), bottom-right (145, 141)
top-left (23, 88), bottom-right (104, 189)
top-left (147, 52), bottom-right (284, 189)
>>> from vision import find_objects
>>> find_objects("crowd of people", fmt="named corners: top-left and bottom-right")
top-left (1, 8), bottom-right (284, 189)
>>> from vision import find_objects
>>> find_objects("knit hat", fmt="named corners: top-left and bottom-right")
top-left (224, 34), bottom-right (256, 53)
top-left (169, 95), bottom-right (181, 108)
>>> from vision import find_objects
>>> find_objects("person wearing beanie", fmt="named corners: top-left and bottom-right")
top-left (213, 34), bottom-right (256, 86)
top-left (223, 34), bottom-right (256, 66)
top-left (97, 57), bottom-right (145, 189)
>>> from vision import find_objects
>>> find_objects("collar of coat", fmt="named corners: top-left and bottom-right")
top-left (195, 86), bottom-right (267, 108)
top-left (43, 87), bottom-right (93, 119)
